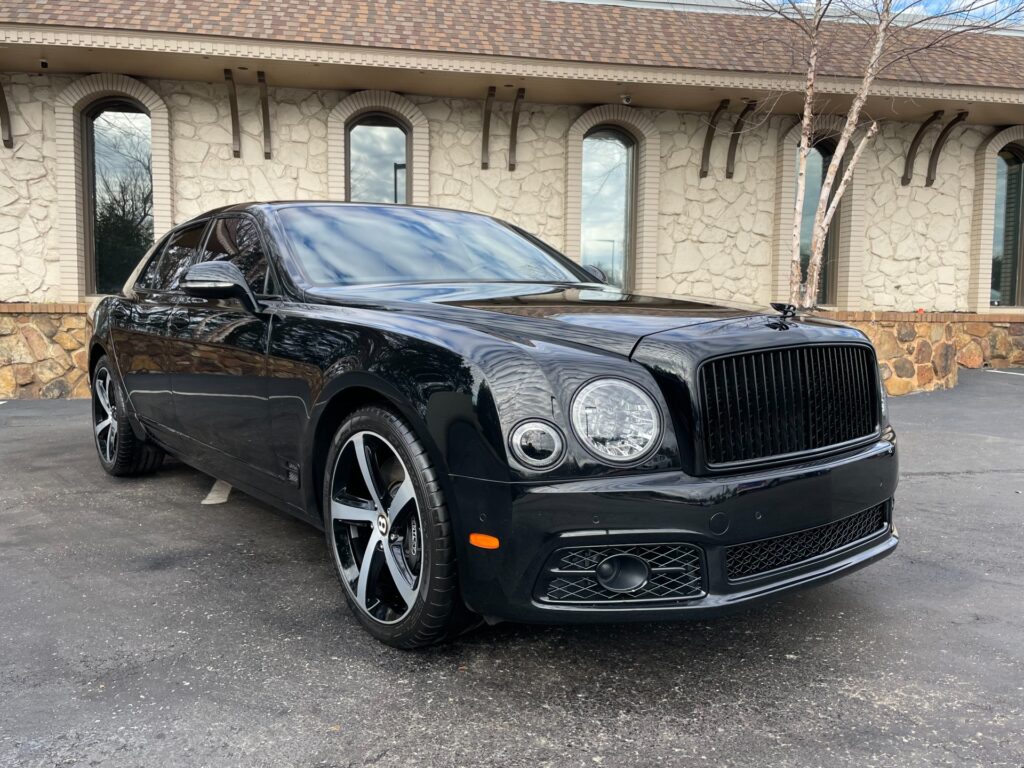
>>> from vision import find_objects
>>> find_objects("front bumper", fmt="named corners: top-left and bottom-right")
top-left (451, 431), bottom-right (899, 623)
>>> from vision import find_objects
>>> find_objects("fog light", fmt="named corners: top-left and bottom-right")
top-left (510, 421), bottom-right (564, 469)
top-left (594, 554), bottom-right (650, 593)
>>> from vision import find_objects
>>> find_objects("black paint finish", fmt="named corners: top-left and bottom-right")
top-left (89, 202), bottom-right (898, 624)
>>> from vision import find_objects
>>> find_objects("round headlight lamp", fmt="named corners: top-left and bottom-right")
top-left (570, 379), bottom-right (661, 464)
top-left (510, 421), bottom-right (565, 469)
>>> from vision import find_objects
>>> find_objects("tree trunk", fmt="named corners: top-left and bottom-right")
top-left (803, 0), bottom-right (893, 308)
top-left (788, 2), bottom-right (822, 309)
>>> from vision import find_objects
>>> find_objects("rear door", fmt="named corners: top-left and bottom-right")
top-left (169, 214), bottom-right (280, 480)
top-left (111, 223), bottom-right (206, 430)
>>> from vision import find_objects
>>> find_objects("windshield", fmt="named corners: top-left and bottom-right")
top-left (277, 204), bottom-right (587, 286)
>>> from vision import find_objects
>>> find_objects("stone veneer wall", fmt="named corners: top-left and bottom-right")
top-left (0, 303), bottom-right (90, 399)
top-left (1, 71), bottom-right (1018, 314)
top-left (859, 122), bottom-right (981, 312)
top-left (821, 311), bottom-right (1024, 394)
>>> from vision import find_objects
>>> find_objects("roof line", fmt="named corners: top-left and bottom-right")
top-left (2, 23), bottom-right (1023, 104)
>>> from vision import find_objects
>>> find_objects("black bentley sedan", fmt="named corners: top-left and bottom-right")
top-left (88, 202), bottom-right (898, 647)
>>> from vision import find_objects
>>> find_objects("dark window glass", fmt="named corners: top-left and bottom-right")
top-left (152, 223), bottom-right (207, 291)
top-left (277, 205), bottom-right (585, 287)
top-left (347, 114), bottom-right (408, 204)
top-left (992, 149), bottom-right (1023, 306)
top-left (799, 140), bottom-right (839, 305)
top-left (86, 99), bottom-right (154, 294)
top-left (201, 217), bottom-right (270, 295)
top-left (581, 127), bottom-right (635, 289)
top-left (135, 234), bottom-right (171, 290)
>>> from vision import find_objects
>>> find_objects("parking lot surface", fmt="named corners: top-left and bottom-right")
top-left (1, 370), bottom-right (1022, 767)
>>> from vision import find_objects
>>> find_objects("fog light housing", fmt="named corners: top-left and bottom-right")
top-left (594, 554), bottom-right (650, 593)
top-left (510, 421), bottom-right (565, 469)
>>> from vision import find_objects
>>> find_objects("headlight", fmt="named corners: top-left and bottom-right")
top-left (510, 421), bottom-right (565, 469)
top-left (570, 379), bottom-right (661, 463)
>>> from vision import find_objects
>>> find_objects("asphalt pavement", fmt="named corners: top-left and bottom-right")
top-left (1, 370), bottom-right (1022, 767)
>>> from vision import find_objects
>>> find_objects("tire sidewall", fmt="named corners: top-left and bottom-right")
top-left (322, 406), bottom-right (454, 647)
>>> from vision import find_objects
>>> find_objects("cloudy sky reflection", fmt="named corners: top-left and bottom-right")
top-left (349, 118), bottom-right (407, 204)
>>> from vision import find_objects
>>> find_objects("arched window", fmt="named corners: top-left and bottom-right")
top-left (84, 98), bottom-right (154, 295)
top-left (581, 126), bottom-right (636, 288)
top-left (992, 147), bottom-right (1023, 306)
top-left (799, 137), bottom-right (839, 306)
top-left (346, 113), bottom-right (410, 204)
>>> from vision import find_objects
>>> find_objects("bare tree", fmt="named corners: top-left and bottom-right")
top-left (739, 0), bottom-right (1024, 308)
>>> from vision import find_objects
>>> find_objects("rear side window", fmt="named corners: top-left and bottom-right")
top-left (200, 216), bottom-right (270, 295)
top-left (148, 222), bottom-right (208, 291)
top-left (135, 233), bottom-right (172, 291)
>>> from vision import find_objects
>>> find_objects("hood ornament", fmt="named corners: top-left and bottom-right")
top-left (767, 302), bottom-right (797, 330)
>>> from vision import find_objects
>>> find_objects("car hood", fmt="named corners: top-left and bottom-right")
top-left (303, 282), bottom-right (763, 357)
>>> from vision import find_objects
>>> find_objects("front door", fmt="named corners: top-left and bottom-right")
top-left (169, 215), bottom-right (281, 485)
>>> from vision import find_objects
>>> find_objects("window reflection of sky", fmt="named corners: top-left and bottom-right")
top-left (278, 205), bottom-right (585, 286)
top-left (349, 119), bottom-right (407, 204)
top-left (581, 129), bottom-right (634, 288)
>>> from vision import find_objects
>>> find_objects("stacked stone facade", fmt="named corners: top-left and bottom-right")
top-left (1, 71), bottom-right (1023, 397)
top-left (827, 312), bottom-right (1024, 394)
top-left (0, 304), bottom-right (90, 399)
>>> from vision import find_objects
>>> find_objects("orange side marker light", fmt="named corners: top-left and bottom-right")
top-left (469, 533), bottom-right (500, 550)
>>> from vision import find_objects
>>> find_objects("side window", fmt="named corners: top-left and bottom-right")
top-left (201, 216), bottom-right (270, 295)
top-left (151, 222), bottom-right (208, 291)
top-left (135, 233), bottom-right (172, 291)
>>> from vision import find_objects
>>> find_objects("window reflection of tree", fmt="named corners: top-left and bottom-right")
top-left (86, 100), bottom-right (154, 294)
top-left (203, 217), bottom-right (268, 295)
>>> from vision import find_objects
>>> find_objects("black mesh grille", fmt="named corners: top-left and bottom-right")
top-left (538, 544), bottom-right (704, 604)
top-left (725, 502), bottom-right (889, 581)
top-left (699, 344), bottom-right (878, 466)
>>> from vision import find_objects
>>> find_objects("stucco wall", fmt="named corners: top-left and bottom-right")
top-left (0, 71), bottom-right (1013, 315)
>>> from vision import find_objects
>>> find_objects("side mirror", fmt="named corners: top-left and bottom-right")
top-left (582, 264), bottom-right (608, 283)
top-left (181, 261), bottom-right (260, 313)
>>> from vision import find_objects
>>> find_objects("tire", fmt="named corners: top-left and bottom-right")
top-left (322, 405), bottom-right (466, 648)
top-left (91, 355), bottom-right (164, 477)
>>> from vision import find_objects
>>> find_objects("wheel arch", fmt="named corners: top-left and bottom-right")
top-left (88, 339), bottom-right (108, 382)
top-left (306, 374), bottom-right (460, 530)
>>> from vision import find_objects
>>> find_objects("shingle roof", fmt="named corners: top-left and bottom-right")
top-left (3, 0), bottom-right (1023, 90)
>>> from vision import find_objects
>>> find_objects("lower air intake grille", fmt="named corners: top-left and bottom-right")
top-left (725, 501), bottom-right (890, 581)
top-left (538, 543), bottom-right (705, 605)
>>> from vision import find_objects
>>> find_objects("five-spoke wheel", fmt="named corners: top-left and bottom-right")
top-left (323, 406), bottom-right (464, 647)
top-left (92, 366), bottom-right (119, 465)
top-left (330, 431), bottom-right (423, 623)
top-left (90, 355), bottom-right (164, 477)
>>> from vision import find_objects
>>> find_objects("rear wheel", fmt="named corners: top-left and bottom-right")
top-left (323, 406), bottom-right (462, 648)
top-left (91, 355), bottom-right (164, 477)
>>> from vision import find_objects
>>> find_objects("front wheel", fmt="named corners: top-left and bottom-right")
top-left (91, 355), bottom-right (164, 477)
top-left (323, 406), bottom-right (463, 648)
